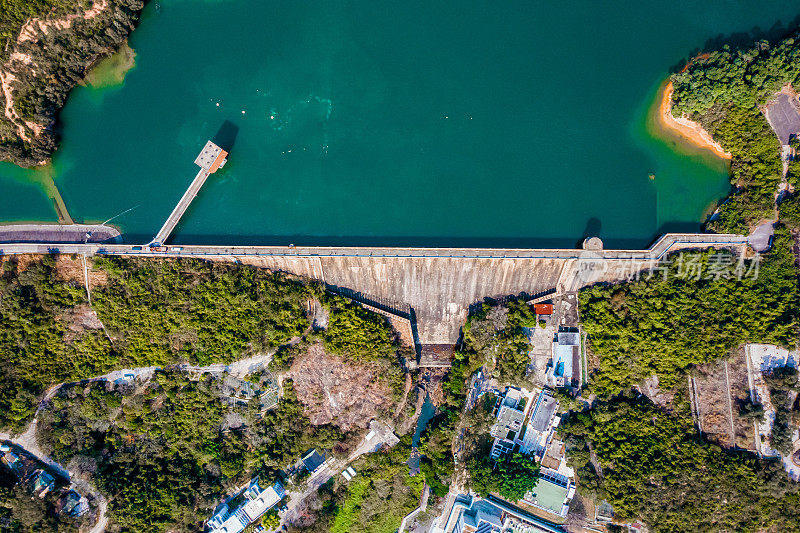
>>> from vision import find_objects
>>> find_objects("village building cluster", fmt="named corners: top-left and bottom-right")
top-left (206, 448), bottom-right (331, 533)
top-left (219, 372), bottom-right (280, 415)
top-left (486, 386), bottom-right (576, 518)
top-left (1, 443), bottom-right (89, 519)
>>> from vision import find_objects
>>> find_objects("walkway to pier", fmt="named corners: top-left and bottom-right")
top-left (150, 168), bottom-right (210, 246)
top-left (149, 141), bottom-right (227, 246)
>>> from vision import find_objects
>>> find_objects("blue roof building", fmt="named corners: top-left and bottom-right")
top-left (302, 449), bottom-right (325, 474)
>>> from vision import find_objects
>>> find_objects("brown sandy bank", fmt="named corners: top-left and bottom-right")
top-left (657, 81), bottom-right (732, 160)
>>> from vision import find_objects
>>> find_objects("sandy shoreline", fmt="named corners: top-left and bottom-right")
top-left (657, 81), bottom-right (732, 160)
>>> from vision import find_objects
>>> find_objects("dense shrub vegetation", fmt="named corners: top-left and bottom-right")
top-left (0, 0), bottom-right (73, 53)
top-left (467, 442), bottom-right (540, 502)
top-left (288, 437), bottom-right (422, 533)
top-left (459, 299), bottom-right (536, 384)
top-left (417, 398), bottom-right (460, 497)
top-left (670, 32), bottom-right (800, 231)
top-left (92, 256), bottom-right (314, 366)
top-left (36, 372), bottom-right (344, 533)
top-left (779, 193), bottom-right (800, 228)
top-left (323, 296), bottom-right (397, 362)
top-left (561, 395), bottom-right (800, 533)
top-left (579, 231), bottom-right (800, 396)
top-left (0, 256), bottom-right (316, 432)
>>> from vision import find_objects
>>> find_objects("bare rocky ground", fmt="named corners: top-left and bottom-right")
top-left (691, 351), bottom-right (755, 450)
top-left (640, 374), bottom-right (678, 411)
top-left (287, 343), bottom-right (396, 431)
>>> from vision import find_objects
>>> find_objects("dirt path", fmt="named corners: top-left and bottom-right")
top-left (393, 373), bottom-right (414, 420)
top-left (17, 0), bottom-right (109, 44)
top-left (0, 70), bottom-right (31, 143)
top-left (724, 361), bottom-right (737, 446)
top-left (87, 497), bottom-right (108, 533)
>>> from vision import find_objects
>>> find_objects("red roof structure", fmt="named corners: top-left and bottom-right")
top-left (533, 303), bottom-right (553, 315)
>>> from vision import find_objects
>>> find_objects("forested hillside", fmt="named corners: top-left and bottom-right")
top-left (0, 0), bottom-right (145, 166)
top-left (36, 372), bottom-right (345, 533)
top-left (580, 229), bottom-right (799, 396)
top-left (670, 31), bottom-right (800, 232)
top-left (571, 228), bottom-right (800, 532)
top-left (0, 254), bottom-right (414, 532)
top-left (561, 395), bottom-right (800, 533)
top-left (458, 299), bottom-right (537, 384)
top-left (0, 255), bottom-right (316, 432)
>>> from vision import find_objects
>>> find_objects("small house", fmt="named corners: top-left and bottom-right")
top-left (301, 449), bottom-right (325, 474)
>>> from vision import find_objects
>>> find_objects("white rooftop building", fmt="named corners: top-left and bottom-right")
top-left (547, 331), bottom-right (579, 388)
top-left (522, 467), bottom-right (576, 518)
top-left (207, 478), bottom-right (284, 533)
top-left (433, 494), bottom-right (565, 533)
top-left (519, 390), bottom-right (559, 456)
top-left (489, 387), bottom-right (564, 460)
top-left (489, 387), bottom-right (530, 459)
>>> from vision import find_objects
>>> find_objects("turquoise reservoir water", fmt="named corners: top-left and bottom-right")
top-left (1, 1), bottom-right (799, 247)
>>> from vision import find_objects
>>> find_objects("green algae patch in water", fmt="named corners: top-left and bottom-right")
top-left (85, 42), bottom-right (137, 89)
top-left (28, 165), bottom-right (74, 224)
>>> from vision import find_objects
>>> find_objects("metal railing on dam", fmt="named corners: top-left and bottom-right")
top-left (0, 232), bottom-right (749, 259)
top-left (0, 232), bottom-right (750, 346)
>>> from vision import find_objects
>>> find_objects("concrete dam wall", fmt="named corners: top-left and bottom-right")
top-left (203, 234), bottom-right (750, 347)
top-left (1, 233), bottom-right (750, 351)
